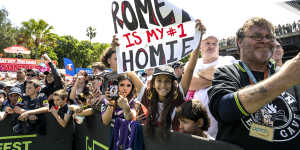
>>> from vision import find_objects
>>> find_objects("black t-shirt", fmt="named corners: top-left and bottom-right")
top-left (208, 62), bottom-right (300, 150)
top-left (17, 93), bottom-right (49, 110)
top-left (58, 104), bottom-right (73, 119)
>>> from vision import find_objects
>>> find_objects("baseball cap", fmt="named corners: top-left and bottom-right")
top-left (0, 82), bottom-right (7, 89)
top-left (8, 87), bottom-right (22, 96)
top-left (171, 62), bottom-right (184, 69)
top-left (153, 66), bottom-right (176, 79)
top-left (0, 89), bottom-right (6, 97)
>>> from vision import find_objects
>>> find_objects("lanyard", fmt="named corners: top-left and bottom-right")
top-left (240, 61), bottom-right (271, 84)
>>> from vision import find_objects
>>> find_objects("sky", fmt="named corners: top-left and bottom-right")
top-left (1, 0), bottom-right (299, 44)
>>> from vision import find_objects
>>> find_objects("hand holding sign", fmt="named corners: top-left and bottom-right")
top-left (112, 0), bottom-right (203, 73)
top-left (111, 35), bottom-right (120, 50)
top-left (194, 19), bottom-right (206, 51)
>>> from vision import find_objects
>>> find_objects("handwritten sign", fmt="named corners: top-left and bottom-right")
top-left (112, 0), bottom-right (200, 73)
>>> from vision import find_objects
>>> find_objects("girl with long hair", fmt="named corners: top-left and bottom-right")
top-left (127, 20), bottom-right (206, 138)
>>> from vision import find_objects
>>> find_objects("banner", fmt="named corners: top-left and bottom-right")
top-left (0, 113), bottom-right (244, 150)
top-left (75, 68), bottom-right (93, 75)
top-left (0, 58), bottom-right (51, 72)
top-left (112, 0), bottom-right (201, 73)
top-left (63, 58), bottom-right (76, 76)
top-left (0, 113), bottom-right (73, 150)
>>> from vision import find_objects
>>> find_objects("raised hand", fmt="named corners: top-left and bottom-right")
top-left (111, 35), bottom-right (120, 50)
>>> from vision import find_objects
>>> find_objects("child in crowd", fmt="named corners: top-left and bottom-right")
top-left (69, 70), bottom-right (90, 104)
top-left (127, 20), bottom-right (205, 138)
top-left (0, 89), bottom-right (7, 120)
top-left (50, 89), bottom-right (72, 128)
top-left (101, 74), bottom-right (138, 126)
top-left (176, 100), bottom-right (213, 139)
top-left (13, 79), bottom-right (49, 134)
top-left (0, 87), bottom-right (23, 121)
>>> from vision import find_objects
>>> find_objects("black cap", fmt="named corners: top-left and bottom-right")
top-left (0, 82), bottom-right (7, 89)
top-left (153, 66), bottom-right (176, 79)
top-left (8, 87), bottom-right (22, 96)
top-left (172, 62), bottom-right (184, 69)
top-left (26, 68), bottom-right (33, 72)
top-left (0, 89), bottom-right (6, 97)
top-left (43, 71), bottom-right (50, 75)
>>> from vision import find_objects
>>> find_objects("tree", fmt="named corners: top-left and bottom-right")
top-left (54, 35), bottom-right (79, 68)
top-left (0, 8), bottom-right (17, 54)
top-left (54, 35), bottom-right (109, 68)
top-left (86, 26), bottom-right (96, 43)
top-left (20, 19), bottom-right (56, 59)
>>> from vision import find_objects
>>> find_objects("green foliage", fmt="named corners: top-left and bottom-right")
top-left (86, 26), bottom-right (96, 42)
top-left (54, 36), bottom-right (109, 68)
top-left (54, 35), bottom-right (79, 68)
top-left (0, 8), bottom-right (17, 53)
top-left (0, 9), bottom-right (109, 70)
top-left (20, 18), bottom-right (56, 59)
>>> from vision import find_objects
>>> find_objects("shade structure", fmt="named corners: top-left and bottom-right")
top-left (3, 45), bottom-right (31, 54)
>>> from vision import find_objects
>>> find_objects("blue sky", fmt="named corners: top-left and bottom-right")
top-left (1, 0), bottom-right (299, 43)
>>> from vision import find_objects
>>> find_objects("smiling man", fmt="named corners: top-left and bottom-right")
top-left (208, 17), bottom-right (300, 150)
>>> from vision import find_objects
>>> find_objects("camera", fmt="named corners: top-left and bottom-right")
top-left (109, 80), bottom-right (119, 100)
top-left (99, 72), bottom-right (120, 95)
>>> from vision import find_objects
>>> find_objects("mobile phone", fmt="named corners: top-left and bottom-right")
top-left (109, 80), bottom-right (119, 100)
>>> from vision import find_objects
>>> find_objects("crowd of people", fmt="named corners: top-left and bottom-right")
top-left (218, 20), bottom-right (300, 49)
top-left (0, 17), bottom-right (299, 150)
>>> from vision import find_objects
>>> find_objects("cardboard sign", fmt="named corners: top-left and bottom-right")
top-left (112, 0), bottom-right (201, 73)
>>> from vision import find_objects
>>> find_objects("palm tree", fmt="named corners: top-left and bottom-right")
top-left (21, 19), bottom-right (55, 59)
top-left (86, 26), bottom-right (96, 43)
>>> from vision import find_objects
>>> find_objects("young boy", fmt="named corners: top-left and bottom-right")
top-left (50, 89), bottom-right (73, 128)
top-left (176, 99), bottom-right (214, 139)
top-left (0, 89), bottom-right (7, 120)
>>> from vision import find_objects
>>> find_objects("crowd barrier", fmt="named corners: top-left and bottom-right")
top-left (0, 112), bottom-right (244, 150)
top-left (0, 113), bottom-right (73, 150)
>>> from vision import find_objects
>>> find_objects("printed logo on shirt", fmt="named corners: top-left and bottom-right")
top-left (17, 97), bottom-right (23, 103)
top-left (42, 100), bottom-right (48, 104)
top-left (241, 92), bottom-right (300, 142)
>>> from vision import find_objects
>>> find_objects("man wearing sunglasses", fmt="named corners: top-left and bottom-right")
top-left (208, 17), bottom-right (300, 149)
top-left (16, 69), bottom-right (41, 94)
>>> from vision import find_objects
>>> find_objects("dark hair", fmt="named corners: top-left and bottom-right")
top-left (27, 79), bottom-right (40, 88)
top-left (145, 74), bottom-right (181, 139)
top-left (100, 48), bottom-right (116, 68)
top-left (176, 100), bottom-right (210, 131)
top-left (117, 74), bottom-right (136, 100)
